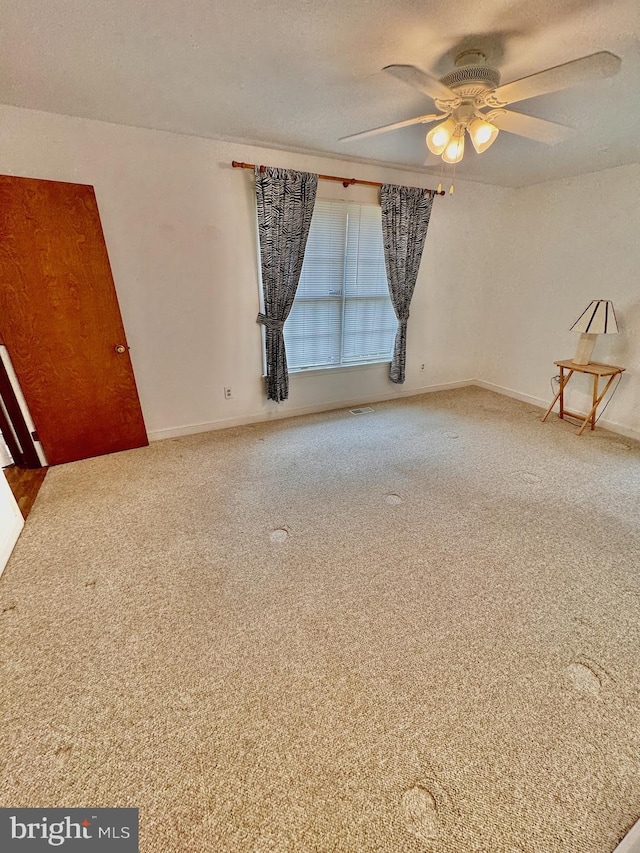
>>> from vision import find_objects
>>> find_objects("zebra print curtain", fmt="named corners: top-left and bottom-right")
top-left (380, 184), bottom-right (434, 384)
top-left (255, 166), bottom-right (318, 402)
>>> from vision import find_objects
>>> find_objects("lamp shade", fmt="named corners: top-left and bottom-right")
top-left (570, 300), bottom-right (619, 334)
top-left (426, 118), bottom-right (456, 156)
top-left (468, 117), bottom-right (499, 154)
top-left (442, 128), bottom-right (465, 164)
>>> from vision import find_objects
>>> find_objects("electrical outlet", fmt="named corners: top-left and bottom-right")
top-left (421, 363), bottom-right (425, 371)
top-left (224, 386), bottom-right (233, 400)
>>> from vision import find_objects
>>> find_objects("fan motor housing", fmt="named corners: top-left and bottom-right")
top-left (440, 64), bottom-right (501, 93)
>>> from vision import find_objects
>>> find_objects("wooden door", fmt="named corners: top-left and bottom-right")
top-left (0, 175), bottom-right (148, 465)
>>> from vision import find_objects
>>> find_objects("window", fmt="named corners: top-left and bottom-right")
top-left (283, 200), bottom-right (396, 370)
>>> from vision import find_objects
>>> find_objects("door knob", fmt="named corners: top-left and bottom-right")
top-left (114, 344), bottom-right (127, 354)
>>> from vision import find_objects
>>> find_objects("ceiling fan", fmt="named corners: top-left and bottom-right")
top-left (340, 49), bottom-right (621, 164)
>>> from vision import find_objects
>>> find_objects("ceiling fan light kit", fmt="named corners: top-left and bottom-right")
top-left (442, 127), bottom-right (465, 164)
top-left (341, 49), bottom-right (621, 170)
top-left (468, 116), bottom-right (500, 153)
top-left (426, 117), bottom-right (456, 154)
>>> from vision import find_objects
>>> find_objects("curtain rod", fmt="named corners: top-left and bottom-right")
top-left (231, 160), bottom-right (445, 196)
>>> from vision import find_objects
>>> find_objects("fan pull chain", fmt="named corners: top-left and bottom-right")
top-left (449, 136), bottom-right (462, 195)
top-left (436, 158), bottom-right (445, 195)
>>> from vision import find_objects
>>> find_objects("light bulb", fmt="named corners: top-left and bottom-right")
top-left (442, 130), bottom-right (465, 164)
top-left (468, 117), bottom-right (499, 154)
top-left (426, 118), bottom-right (456, 155)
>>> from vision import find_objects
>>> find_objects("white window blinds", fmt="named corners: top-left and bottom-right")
top-left (283, 200), bottom-right (396, 370)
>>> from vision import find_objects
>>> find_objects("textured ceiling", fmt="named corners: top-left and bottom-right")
top-left (1, 0), bottom-right (639, 186)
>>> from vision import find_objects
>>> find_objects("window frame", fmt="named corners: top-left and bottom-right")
top-left (283, 198), bottom-right (395, 374)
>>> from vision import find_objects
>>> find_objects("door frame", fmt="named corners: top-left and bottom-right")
top-left (0, 347), bottom-right (41, 468)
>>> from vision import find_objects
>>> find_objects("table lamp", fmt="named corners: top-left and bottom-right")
top-left (569, 299), bottom-right (618, 364)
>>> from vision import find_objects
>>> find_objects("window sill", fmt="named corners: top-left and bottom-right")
top-left (261, 361), bottom-right (391, 380)
top-left (286, 360), bottom-right (391, 378)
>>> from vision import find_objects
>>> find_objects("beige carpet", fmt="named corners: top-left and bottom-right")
top-left (1, 387), bottom-right (640, 852)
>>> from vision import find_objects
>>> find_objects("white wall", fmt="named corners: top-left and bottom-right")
top-left (480, 163), bottom-right (640, 439)
top-left (0, 474), bottom-right (23, 576)
top-left (1, 103), bottom-right (636, 445)
top-left (0, 104), bottom-right (506, 440)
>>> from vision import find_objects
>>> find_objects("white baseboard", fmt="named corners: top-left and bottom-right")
top-left (474, 379), bottom-right (549, 410)
top-left (147, 379), bottom-right (475, 441)
top-left (475, 379), bottom-right (640, 443)
top-left (613, 816), bottom-right (640, 852)
top-left (0, 513), bottom-right (24, 578)
top-left (147, 376), bottom-right (639, 445)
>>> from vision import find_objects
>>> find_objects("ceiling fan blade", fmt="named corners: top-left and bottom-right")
top-left (489, 109), bottom-right (573, 144)
top-left (340, 113), bottom-right (441, 142)
top-left (383, 64), bottom-right (458, 102)
top-left (493, 51), bottom-right (621, 106)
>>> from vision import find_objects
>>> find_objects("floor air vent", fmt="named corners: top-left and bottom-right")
top-left (350, 407), bottom-right (375, 415)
